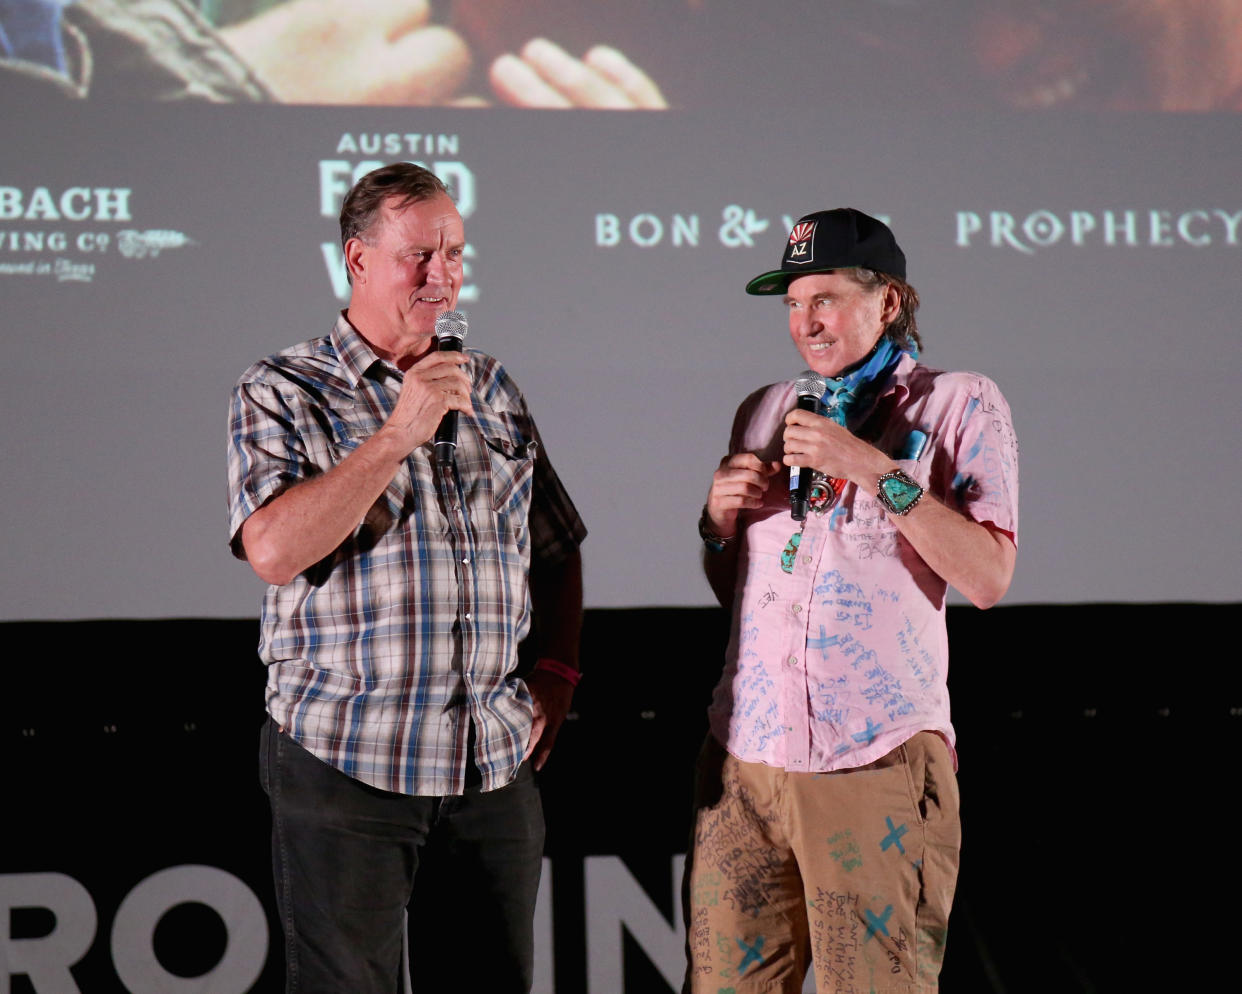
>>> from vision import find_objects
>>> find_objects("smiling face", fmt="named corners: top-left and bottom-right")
top-left (783, 271), bottom-right (900, 378)
top-left (345, 192), bottom-right (465, 365)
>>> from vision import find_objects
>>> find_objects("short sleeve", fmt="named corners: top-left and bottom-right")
top-left (525, 418), bottom-right (588, 565)
top-left (226, 380), bottom-right (314, 558)
top-left (949, 375), bottom-right (1019, 544)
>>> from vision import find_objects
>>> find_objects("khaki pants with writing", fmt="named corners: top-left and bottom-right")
top-left (682, 733), bottom-right (960, 994)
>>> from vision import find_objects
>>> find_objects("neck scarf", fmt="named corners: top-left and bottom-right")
top-left (819, 336), bottom-right (907, 428)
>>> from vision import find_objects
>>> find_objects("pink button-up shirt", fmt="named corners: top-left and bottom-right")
top-left (708, 355), bottom-right (1018, 773)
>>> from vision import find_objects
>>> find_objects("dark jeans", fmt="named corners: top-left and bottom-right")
top-left (259, 717), bottom-right (545, 994)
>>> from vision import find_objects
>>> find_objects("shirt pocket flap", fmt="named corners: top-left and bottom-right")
top-left (474, 410), bottom-right (537, 512)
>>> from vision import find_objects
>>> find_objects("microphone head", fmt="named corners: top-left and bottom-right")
top-left (435, 309), bottom-right (468, 344)
top-left (794, 369), bottom-right (827, 399)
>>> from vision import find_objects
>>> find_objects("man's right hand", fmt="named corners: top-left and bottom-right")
top-left (241, 350), bottom-right (473, 586)
top-left (380, 350), bottom-right (474, 458)
top-left (704, 453), bottom-right (781, 538)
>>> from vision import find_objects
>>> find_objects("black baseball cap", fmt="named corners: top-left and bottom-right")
top-left (745, 208), bottom-right (906, 295)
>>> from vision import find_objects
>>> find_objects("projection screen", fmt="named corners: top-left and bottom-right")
top-left (2, 0), bottom-right (1240, 619)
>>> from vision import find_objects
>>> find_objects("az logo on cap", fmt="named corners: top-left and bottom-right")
top-left (787, 221), bottom-right (816, 264)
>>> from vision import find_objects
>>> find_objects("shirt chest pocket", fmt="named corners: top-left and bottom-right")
top-left (474, 410), bottom-right (537, 516)
top-left (323, 407), bottom-right (378, 456)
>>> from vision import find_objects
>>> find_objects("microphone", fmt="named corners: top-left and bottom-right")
top-left (433, 310), bottom-right (468, 464)
top-left (789, 369), bottom-right (826, 521)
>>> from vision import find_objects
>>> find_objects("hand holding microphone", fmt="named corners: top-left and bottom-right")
top-left (787, 370), bottom-right (826, 521)
top-left (382, 312), bottom-right (471, 461)
top-left (785, 372), bottom-right (894, 517)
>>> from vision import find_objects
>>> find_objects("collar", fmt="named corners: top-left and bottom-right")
top-left (859, 351), bottom-right (917, 415)
top-left (329, 312), bottom-right (394, 391)
top-left (885, 352), bottom-right (917, 402)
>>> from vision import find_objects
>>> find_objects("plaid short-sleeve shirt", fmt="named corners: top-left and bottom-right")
top-left (227, 315), bottom-right (586, 795)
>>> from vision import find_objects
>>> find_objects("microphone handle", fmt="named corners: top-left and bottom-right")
top-left (434, 413), bottom-right (459, 463)
top-left (434, 335), bottom-right (464, 463)
top-left (789, 394), bottom-right (820, 521)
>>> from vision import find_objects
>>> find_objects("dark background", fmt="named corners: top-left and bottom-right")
top-left (6, 603), bottom-right (1236, 992)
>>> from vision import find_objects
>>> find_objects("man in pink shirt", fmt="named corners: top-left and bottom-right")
top-left (685, 208), bottom-right (1018, 993)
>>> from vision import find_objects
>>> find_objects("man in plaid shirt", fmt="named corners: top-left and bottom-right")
top-left (227, 163), bottom-right (585, 993)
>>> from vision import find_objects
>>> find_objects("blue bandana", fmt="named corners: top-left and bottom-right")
top-left (819, 337), bottom-right (909, 429)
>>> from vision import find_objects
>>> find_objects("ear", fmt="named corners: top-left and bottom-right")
top-left (880, 283), bottom-right (901, 325)
top-left (344, 237), bottom-right (367, 285)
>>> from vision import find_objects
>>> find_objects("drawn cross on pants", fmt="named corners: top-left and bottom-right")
top-left (864, 904), bottom-right (894, 943)
top-left (880, 815), bottom-right (908, 855)
top-left (737, 935), bottom-right (766, 973)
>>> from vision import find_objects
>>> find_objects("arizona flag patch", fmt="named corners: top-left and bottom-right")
top-left (786, 220), bottom-right (815, 264)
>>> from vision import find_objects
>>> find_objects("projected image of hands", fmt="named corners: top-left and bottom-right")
top-left (216, 0), bottom-right (667, 108)
top-left (4, 0), bottom-right (1240, 109)
top-left (210, 0), bottom-right (1242, 111)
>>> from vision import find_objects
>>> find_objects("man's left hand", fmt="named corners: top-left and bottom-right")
top-left (524, 668), bottom-right (575, 771)
top-left (220, 0), bottom-right (472, 105)
top-left (782, 409), bottom-right (889, 489)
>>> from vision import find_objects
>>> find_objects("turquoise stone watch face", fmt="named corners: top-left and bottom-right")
top-left (880, 472), bottom-right (922, 512)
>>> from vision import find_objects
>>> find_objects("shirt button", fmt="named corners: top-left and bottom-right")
top-left (792, 604), bottom-right (802, 614)
top-left (464, 612), bottom-right (473, 621)
top-left (461, 557), bottom-right (469, 566)
top-left (787, 655), bottom-right (798, 667)
top-left (802, 555), bottom-right (812, 564)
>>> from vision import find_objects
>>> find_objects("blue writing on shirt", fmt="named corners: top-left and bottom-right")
top-left (895, 615), bottom-right (939, 691)
top-left (861, 662), bottom-right (913, 723)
